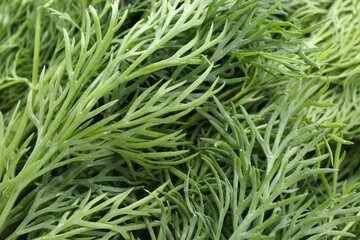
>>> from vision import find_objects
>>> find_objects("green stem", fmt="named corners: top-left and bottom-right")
top-left (31, 7), bottom-right (42, 89)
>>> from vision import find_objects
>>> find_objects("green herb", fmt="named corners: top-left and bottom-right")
top-left (1, 0), bottom-right (360, 239)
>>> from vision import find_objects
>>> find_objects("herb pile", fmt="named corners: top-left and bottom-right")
top-left (1, 0), bottom-right (360, 239)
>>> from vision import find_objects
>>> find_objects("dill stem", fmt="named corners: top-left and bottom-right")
top-left (31, 7), bottom-right (41, 89)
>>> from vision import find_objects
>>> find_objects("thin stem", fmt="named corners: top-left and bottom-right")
top-left (31, 7), bottom-right (42, 89)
